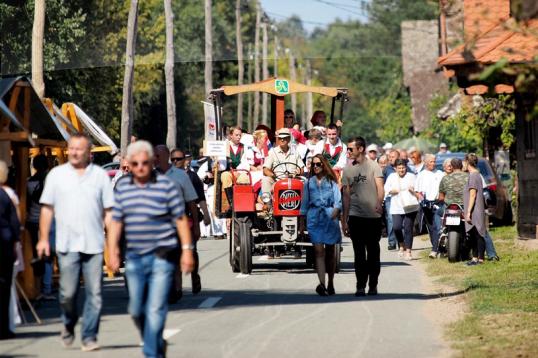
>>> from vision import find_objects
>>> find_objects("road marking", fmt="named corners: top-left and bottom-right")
top-left (235, 273), bottom-right (250, 278)
top-left (163, 328), bottom-right (181, 340)
top-left (198, 296), bottom-right (222, 309)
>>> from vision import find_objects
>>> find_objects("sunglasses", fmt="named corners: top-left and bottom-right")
top-left (312, 162), bottom-right (323, 168)
top-left (121, 166), bottom-right (129, 171)
top-left (347, 147), bottom-right (354, 152)
top-left (171, 157), bottom-right (185, 162)
top-left (278, 137), bottom-right (290, 141)
top-left (284, 115), bottom-right (294, 118)
top-left (130, 160), bottom-right (150, 168)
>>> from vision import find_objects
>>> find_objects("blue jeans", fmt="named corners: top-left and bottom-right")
top-left (57, 252), bottom-right (103, 342)
top-left (384, 197), bottom-right (397, 247)
top-left (422, 206), bottom-right (440, 252)
top-left (125, 253), bottom-right (175, 358)
top-left (484, 231), bottom-right (497, 258)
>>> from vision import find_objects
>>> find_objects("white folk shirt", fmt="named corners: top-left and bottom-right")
top-left (217, 140), bottom-right (254, 171)
top-left (314, 138), bottom-right (348, 169)
top-left (415, 169), bottom-right (444, 201)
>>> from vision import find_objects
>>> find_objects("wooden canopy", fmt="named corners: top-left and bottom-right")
top-left (221, 78), bottom-right (345, 97)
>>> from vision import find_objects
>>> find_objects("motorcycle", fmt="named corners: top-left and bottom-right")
top-left (438, 203), bottom-right (468, 262)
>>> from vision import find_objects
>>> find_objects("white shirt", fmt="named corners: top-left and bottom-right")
top-left (313, 138), bottom-right (348, 169)
top-left (40, 163), bottom-right (114, 254)
top-left (384, 172), bottom-right (417, 215)
top-left (217, 140), bottom-right (254, 171)
top-left (415, 169), bottom-right (444, 201)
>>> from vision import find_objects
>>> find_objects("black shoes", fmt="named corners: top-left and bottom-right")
top-left (388, 244), bottom-right (397, 251)
top-left (168, 289), bottom-right (183, 304)
top-left (487, 255), bottom-right (500, 261)
top-left (316, 284), bottom-right (328, 296)
top-left (354, 288), bottom-right (366, 297)
top-left (192, 273), bottom-right (202, 295)
top-left (327, 284), bottom-right (335, 296)
top-left (368, 287), bottom-right (378, 296)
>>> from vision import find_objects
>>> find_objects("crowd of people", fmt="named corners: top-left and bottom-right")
top-left (0, 108), bottom-right (499, 358)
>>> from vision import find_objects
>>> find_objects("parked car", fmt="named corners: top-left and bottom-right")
top-left (435, 153), bottom-right (513, 225)
top-left (102, 161), bottom-right (120, 179)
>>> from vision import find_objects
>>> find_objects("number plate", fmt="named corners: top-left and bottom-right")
top-left (446, 216), bottom-right (460, 225)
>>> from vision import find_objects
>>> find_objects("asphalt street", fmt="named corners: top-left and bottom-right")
top-left (1, 236), bottom-right (446, 358)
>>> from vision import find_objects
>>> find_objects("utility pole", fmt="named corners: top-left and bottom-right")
top-left (164, 0), bottom-right (177, 149)
top-left (31, 0), bottom-right (45, 99)
top-left (235, 0), bottom-right (244, 128)
top-left (305, 59), bottom-right (313, 129)
top-left (253, 1), bottom-right (261, 125)
top-left (121, 0), bottom-right (139, 154)
top-left (262, 22), bottom-right (269, 125)
top-left (288, 49), bottom-right (297, 113)
top-left (204, 0), bottom-right (213, 95)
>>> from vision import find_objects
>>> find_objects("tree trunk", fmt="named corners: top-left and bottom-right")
top-left (204, 0), bottom-right (213, 95)
top-left (288, 51), bottom-right (297, 114)
top-left (305, 59), bottom-right (313, 129)
top-left (273, 34), bottom-right (278, 77)
top-left (247, 44), bottom-right (253, 132)
top-left (31, 0), bottom-right (45, 99)
top-left (253, 2), bottom-right (261, 125)
top-left (164, 0), bottom-right (177, 149)
top-left (235, 0), bottom-right (244, 128)
top-left (262, 22), bottom-right (268, 125)
top-left (121, 0), bottom-right (139, 155)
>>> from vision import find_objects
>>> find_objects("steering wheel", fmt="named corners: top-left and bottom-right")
top-left (272, 162), bottom-right (302, 180)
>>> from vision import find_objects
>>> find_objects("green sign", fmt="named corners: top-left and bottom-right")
top-left (275, 79), bottom-right (289, 95)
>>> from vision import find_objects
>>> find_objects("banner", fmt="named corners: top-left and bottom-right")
top-left (202, 101), bottom-right (218, 141)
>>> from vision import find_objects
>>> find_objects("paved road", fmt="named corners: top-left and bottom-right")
top-left (1, 237), bottom-right (445, 358)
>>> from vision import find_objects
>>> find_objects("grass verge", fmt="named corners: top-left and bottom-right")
top-left (423, 225), bottom-right (538, 357)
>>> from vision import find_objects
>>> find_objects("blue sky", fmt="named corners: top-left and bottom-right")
top-left (260, 0), bottom-right (369, 32)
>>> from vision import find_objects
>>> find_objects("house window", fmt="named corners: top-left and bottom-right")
top-left (524, 117), bottom-right (536, 159)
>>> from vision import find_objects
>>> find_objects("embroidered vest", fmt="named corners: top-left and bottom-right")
top-left (229, 143), bottom-right (243, 169)
top-left (322, 142), bottom-right (342, 167)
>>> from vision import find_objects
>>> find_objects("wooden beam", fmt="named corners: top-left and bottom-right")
top-left (0, 131), bottom-right (28, 142)
top-left (8, 85), bottom-right (21, 113)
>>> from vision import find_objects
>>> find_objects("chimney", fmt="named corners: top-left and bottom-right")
top-left (464, 0), bottom-right (511, 40)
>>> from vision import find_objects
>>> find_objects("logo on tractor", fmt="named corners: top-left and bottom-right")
top-left (278, 189), bottom-right (300, 210)
top-left (275, 79), bottom-right (289, 95)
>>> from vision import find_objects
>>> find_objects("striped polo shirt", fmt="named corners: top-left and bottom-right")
top-left (112, 171), bottom-right (184, 255)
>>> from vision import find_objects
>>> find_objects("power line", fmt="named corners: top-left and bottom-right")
top-left (311, 0), bottom-right (369, 18)
top-left (265, 11), bottom-right (364, 27)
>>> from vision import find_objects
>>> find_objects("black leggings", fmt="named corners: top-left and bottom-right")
top-left (467, 227), bottom-right (485, 260)
top-left (392, 212), bottom-right (417, 249)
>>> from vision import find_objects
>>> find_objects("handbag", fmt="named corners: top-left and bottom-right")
top-left (398, 176), bottom-right (419, 213)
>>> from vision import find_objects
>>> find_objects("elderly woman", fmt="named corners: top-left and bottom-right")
top-left (442, 158), bottom-right (453, 175)
top-left (300, 154), bottom-right (342, 296)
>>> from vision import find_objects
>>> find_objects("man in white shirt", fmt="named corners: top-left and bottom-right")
top-left (314, 124), bottom-right (347, 170)
top-left (37, 134), bottom-right (114, 351)
top-left (415, 154), bottom-right (444, 257)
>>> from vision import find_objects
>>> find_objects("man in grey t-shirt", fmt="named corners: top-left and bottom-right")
top-left (342, 136), bottom-right (384, 297)
top-left (37, 134), bottom-right (114, 351)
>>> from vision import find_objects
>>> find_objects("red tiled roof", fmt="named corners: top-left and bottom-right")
top-left (438, 18), bottom-right (538, 66)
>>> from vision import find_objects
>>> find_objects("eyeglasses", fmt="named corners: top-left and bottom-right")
top-left (171, 157), bottom-right (184, 162)
top-left (130, 160), bottom-right (150, 168)
top-left (312, 162), bottom-right (323, 168)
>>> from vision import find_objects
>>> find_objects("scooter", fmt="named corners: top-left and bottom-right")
top-left (438, 203), bottom-right (468, 262)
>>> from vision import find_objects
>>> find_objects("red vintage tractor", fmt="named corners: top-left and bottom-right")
top-left (207, 78), bottom-right (348, 274)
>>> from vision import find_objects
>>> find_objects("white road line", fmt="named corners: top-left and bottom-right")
top-left (163, 328), bottom-right (181, 340)
top-left (198, 296), bottom-right (222, 309)
top-left (235, 273), bottom-right (250, 278)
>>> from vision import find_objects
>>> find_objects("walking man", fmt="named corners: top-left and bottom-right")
top-left (36, 133), bottom-right (114, 351)
top-left (342, 137), bottom-right (384, 296)
top-left (107, 141), bottom-right (194, 358)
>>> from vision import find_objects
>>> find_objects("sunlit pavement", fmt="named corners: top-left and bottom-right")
top-left (1, 236), bottom-right (445, 358)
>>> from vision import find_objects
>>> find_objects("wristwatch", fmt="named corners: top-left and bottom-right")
top-left (181, 244), bottom-right (195, 250)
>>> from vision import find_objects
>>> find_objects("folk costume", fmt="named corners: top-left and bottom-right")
top-left (314, 138), bottom-right (347, 169)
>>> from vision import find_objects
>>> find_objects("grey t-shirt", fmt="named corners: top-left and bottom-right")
top-left (342, 158), bottom-right (383, 218)
top-left (463, 171), bottom-right (486, 237)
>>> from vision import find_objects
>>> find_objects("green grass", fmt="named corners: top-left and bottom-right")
top-left (424, 226), bottom-right (538, 357)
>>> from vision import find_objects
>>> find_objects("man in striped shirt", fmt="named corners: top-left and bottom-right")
top-left (107, 140), bottom-right (194, 358)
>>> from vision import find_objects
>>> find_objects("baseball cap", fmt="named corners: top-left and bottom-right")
top-left (408, 146), bottom-right (418, 154)
top-left (366, 144), bottom-right (378, 153)
top-left (383, 142), bottom-right (393, 150)
top-left (439, 143), bottom-right (447, 148)
top-left (276, 128), bottom-right (292, 138)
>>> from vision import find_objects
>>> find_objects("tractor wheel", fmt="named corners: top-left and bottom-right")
top-left (230, 216), bottom-right (240, 272)
top-left (237, 216), bottom-right (253, 274)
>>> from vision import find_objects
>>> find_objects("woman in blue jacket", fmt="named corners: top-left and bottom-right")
top-left (300, 154), bottom-right (342, 296)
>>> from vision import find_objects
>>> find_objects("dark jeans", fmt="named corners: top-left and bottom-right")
top-left (422, 206), bottom-right (440, 252)
top-left (57, 252), bottom-right (103, 342)
top-left (468, 227), bottom-right (485, 260)
top-left (392, 212), bottom-right (417, 249)
top-left (0, 240), bottom-right (15, 337)
top-left (348, 216), bottom-right (382, 290)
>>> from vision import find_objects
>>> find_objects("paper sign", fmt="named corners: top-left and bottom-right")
top-left (202, 101), bottom-right (218, 141)
top-left (205, 140), bottom-right (227, 157)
